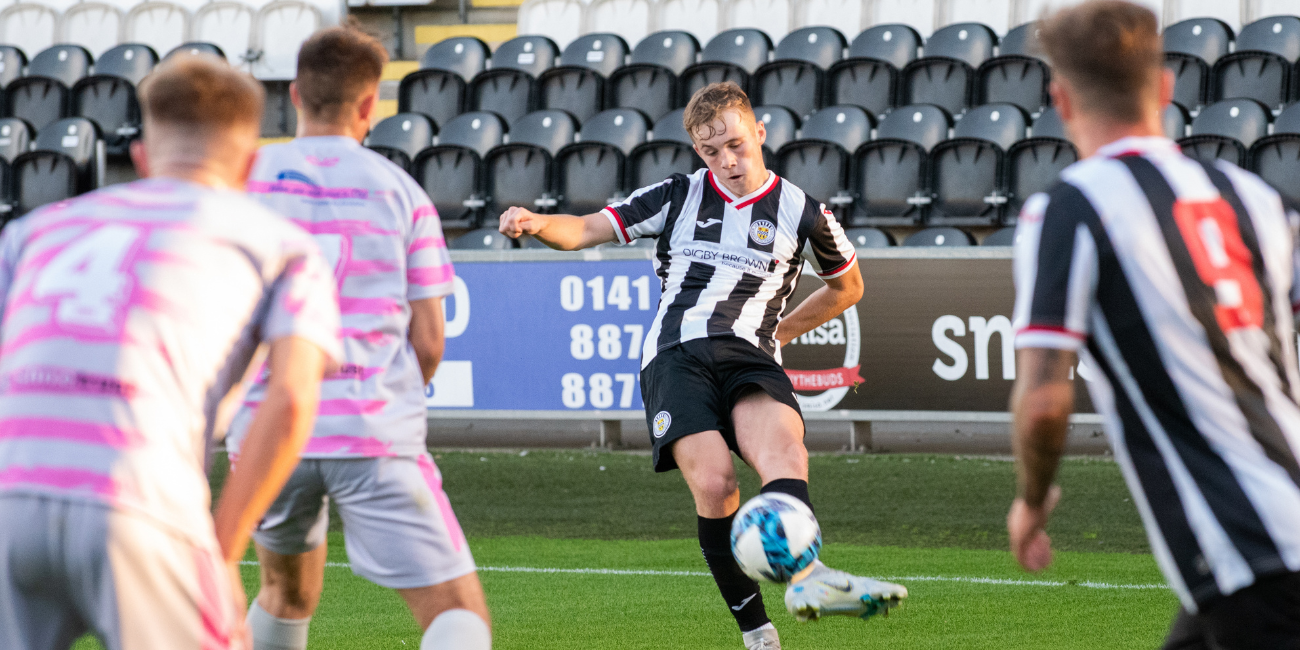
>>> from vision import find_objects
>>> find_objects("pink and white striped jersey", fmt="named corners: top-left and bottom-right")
top-left (228, 136), bottom-right (454, 459)
top-left (0, 178), bottom-right (343, 543)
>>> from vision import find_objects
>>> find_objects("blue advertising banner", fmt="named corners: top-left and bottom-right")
top-left (427, 258), bottom-right (661, 411)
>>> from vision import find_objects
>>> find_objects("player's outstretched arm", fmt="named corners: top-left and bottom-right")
top-left (1007, 347), bottom-right (1075, 572)
top-left (409, 297), bottom-right (445, 385)
top-left (212, 336), bottom-right (328, 567)
top-left (774, 261), bottom-right (864, 346)
top-left (498, 206), bottom-right (617, 250)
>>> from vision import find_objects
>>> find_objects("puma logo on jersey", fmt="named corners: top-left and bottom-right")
top-left (697, 218), bottom-right (723, 229)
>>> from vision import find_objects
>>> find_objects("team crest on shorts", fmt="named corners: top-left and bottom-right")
top-left (749, 220), bottom-right (776, 245)
top-left (653, 411), bottom-right (672, 438)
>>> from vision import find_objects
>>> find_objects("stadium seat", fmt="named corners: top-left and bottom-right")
top-left (450, 227), bottom-right (516, 250)
top-left (8, 45), bottom-right (94, 132)
top-left (0, 4), bottom-right (57, 65)
top-left (1212, 51), bottom-right (1291, 110)
top-left (1031, 106), bottom-right (1065, 139)
top-left (870, 0), bottom-right (935, 40)
top-left (125, 3), bottom-right (192, 69)
top-left (1248, 101), bottom-right (1300, 204)
top-left (1006, 137), bottom-right (1077, 221)
top-left (751, 27), bottom-right (846, 119)
top-left (925, 22), bottom-right (998, 69)
top-left (0, 118), bottom-right (34, 163)
top-left (608, 32), bottom-right (698, 122)
top-left (0, 46), bottom-right (26, 89)
top-left (843, 226), bottom-right (893, 247)
top-left (1164, 101), bottom-right (1191, 139)
top-left (469, 37), bottom-right (560, 123)
top-left (165, 42), bottom-right (225, 60)
top-left (928, 103), bottom-right (1029, 225)
top-left (982, 225), bottom-right (1017, 246)
top-left (946, 0), bottom-right (1012, 35)
top-left (826, 57), bottom-right (896, 118)
top-left (753, 104), bottom-right (798, 166)
top-left (1163, 17), bottom-right (1234, 66)
top-left (1166, 52), bottom-right (1210, 111)
top-left (902, 56), bottom-right (974, 117)
top-left (193, 4), bottom-right (252, 65)
top-left (679, 29), bottom-right (772, 99)
top-left (976, 55), bottom-right (1049, 115)
top-left (12, 116), bottom-right (103, 215)
top-left (586, 0), bottom-right (653, 51)
top-left (796, 0), bottom-right (867, 38)
top-left (365, 113), bottom-right (437, 171)
top-left (657, 0), bottom-right (722, 45)
top-left (398, 37), bottom-right (490, 129)
top-left (482, 109), bottom-right (577, 215)
top-left (776, 105), bottom-right (873, 210)
top-left (517, 0), bottom-right (584, 50)
top-left (555, 108), bottom-right (650, 215)
top-left (1179, 98), bottom-right (1271, 165)
top-left (628, 108), bottom-right (703, 190)
top-left (999, 22), bottom-right (1041, 59)
top-left (901, 227), bottom-right (974, 246)
top-left (726, 0), bottom-right (793, 44)
top-left (412, 111), bottom-right (506, 229)
top-left (537, 34), bottom-right (627, 123)
top-left (491, 35), bottom-right (561, 78)
top-left (849, 24), bottom-right (920, 71)
top-left (849, 103), bottom-right (950, 226)
top-left (62, 3), bottom-right (124, 58)
top-left (1237, 15), bottom-right (1300, 65)
top-left (71, 43), bottom-right (158, 155)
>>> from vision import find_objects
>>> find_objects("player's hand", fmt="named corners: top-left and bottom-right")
top-left (1008, 484), bottom-right (1061, 573)
top-left (499, 206), bottom-right (546, 239)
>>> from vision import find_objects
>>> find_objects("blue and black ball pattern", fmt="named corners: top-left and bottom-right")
top-left (734, 499), bottom-right (822, 582)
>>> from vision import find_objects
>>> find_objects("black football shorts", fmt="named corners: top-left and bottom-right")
top-left (640, 336), bottom-right (803, 472)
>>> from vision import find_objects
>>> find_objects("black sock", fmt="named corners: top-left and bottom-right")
top-left (699, 513), bottom-right (770, 633)
top-left (761, 478), bottom-right (813, 513)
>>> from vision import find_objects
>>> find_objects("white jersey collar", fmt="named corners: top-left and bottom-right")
top-left (1095, 135), bottom-right (1179, 159)
top-left (707, 170), bottom-right (778, 208)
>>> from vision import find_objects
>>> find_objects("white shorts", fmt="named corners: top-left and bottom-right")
top-left (253, 453), bottom-right (476, 590)
top-left (0, 494), bottom-right (243, 650)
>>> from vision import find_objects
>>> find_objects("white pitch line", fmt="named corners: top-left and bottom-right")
top-left (238, 561), bottom-right (1168, 590)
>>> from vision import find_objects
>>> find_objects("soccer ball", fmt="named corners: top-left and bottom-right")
top-left (730, 493), bottom-right (822, 583)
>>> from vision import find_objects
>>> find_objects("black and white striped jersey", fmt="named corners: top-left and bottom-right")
top-left (603, 168), bottom-right (856, 368)
top-left (1012, 136), bottom-right (1300, 613)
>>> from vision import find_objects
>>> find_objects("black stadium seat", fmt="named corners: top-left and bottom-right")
top-left (399, 37), bottom-right (490, 129)
top-left (976, 55), bottom-right (1050, 115)
top-left (899, 23), bottom-right (996, 118)
top-left (13, 117), bottom-right (102, 215)
top-left (366, 112), bottom-right (437, 171)
top-left (1031, 106), bottom-right (1066, 140)
top-left (608, 31), bottom-right (698, 122)
top-left (1179, 98), bottom-right (1271, 166)
top-left (1165, 52), bottom-right (1210, 111)
top-left (451, 228), bottom-right (515, 250)
top-left (468, 36), bottom-right (559, 124)
top-left (490, 35), bottom-right (560, 77)
top-left (628, 108), bottom-right (704, 190)
top-left (1238, 16), bottom-right (1300, 62)
top-left (776, 105), bottom-right (873, 211)
top-left (482, 109), bottom-right (577, 215)
top-left (679, 29), bottom-right (772, 100)
top-left (902, 227), bottom-right (973, 247)
top-left (843, 226), bottom-right (892, 247)
top-left (0, 46), bottom-right (25, 88)
top-left (1006, 134), bottom-right (1077, 221)
top-left (925, 22), bottom-right (997, 69)
top-left (555, 108), bottom-right (649, 215)
top-left (1249, 102), bottom-right (1300, 204)
top-left (848, 24), bottom-right (921, 71)
top-left (165, 42), bottom-right (225, 60)
top-left (983, 226), bottom-right (1017, 246)
top-left (1163, 17), bottom-right (1233, 66)
top-left (557, 32), bottom-right (629, 78)
top-left (8, 45), bottom-right (93, 132)
top-left (538, 34), bottom-right (628, 123)
top-left (928, 103), bottom-right (1028, 225)
top-left (412, 111), bottom-right (506, 229)
top-left (1164, 101), bottom-right (1191, 139)
top-left (999, 22), bottom-right (1041, 59)
top-left (71, 43), bottom-right (157, 155)
top-left (1212, 51), bottom-right (1291, 110)
top-left (850, 103), bottom-right (951, 226)
top-left (0, 118), bottom-right (34, 163)
top-left (751, 27), bottom-right (845, 119)
top-left (754, 104), bottom-right (798, 167)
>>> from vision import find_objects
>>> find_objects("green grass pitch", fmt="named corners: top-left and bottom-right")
top-left (75, 450), bottom-right (1179, 649)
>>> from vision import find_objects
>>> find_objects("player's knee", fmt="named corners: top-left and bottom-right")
top-left (260, 581), bottom-right (322, 618)
top-left (693, 473), bottom-right (739, 508)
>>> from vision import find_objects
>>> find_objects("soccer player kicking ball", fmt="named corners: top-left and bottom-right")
top-left (0, 55), bottom-right (342, 649)
top-left (1008, 2), bottom-right (1300, 648)
top-left (227, 27), bottom-right (491, 650)
top-left (500, 82), bottom-right (907, 649)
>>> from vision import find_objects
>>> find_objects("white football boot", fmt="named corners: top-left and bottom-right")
top-left (742, 623), bottom-right (780, 649)
top-left (784, 562), bottom-right (907, 622)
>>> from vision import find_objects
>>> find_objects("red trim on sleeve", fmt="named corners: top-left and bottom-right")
top-left (817, 252), bottom-right (856, 278)
top-left (605, 206), bottom-right (630, 244)
top-left (734, 175), bottom-right (780, 209)
top-left (1017, 325), bottom-right (1086, 340)
top-left (706, 171), bottom-right (732, 203)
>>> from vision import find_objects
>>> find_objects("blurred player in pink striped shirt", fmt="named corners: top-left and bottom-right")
top-left (0, 56), bottom-right (342, 649)
top-left (226, 27), bottom-right (490, 650)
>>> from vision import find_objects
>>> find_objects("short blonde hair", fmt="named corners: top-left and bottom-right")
top-left (138, 54), bottom-right (264, 131)
top-left (683, 82), bottom-right (753, 142)
top-left (1039, 0), bottom-right (1163, 123)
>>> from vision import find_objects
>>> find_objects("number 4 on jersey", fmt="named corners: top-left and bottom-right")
top-left (32, 224), bottom-right (141, 330)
